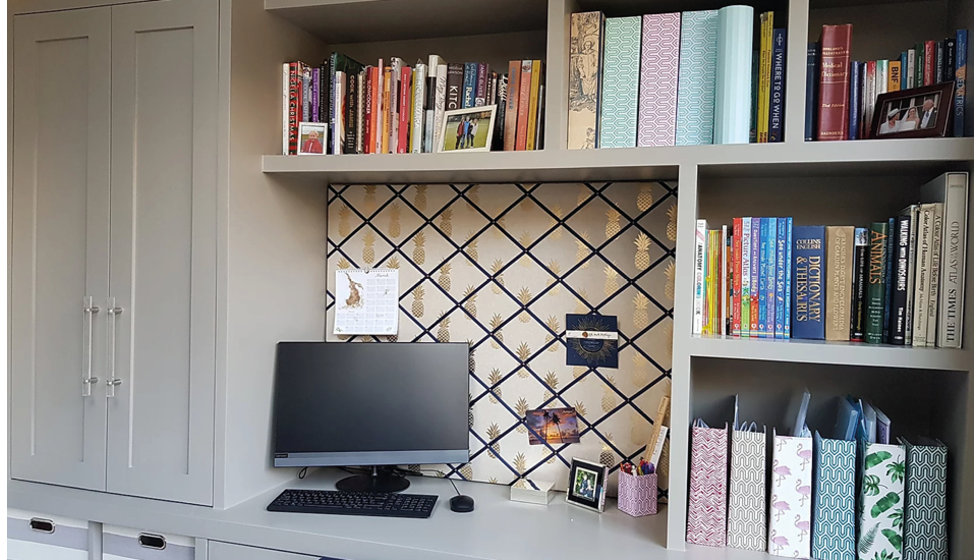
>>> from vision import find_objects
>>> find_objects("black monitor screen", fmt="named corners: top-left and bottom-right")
top-left (272, 342), bottom-right (470, 467)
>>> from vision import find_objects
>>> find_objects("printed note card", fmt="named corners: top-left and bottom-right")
top-left (333, 268), bottom-right (399, 335)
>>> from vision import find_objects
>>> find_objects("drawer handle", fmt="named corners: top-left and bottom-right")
top-left (138, 533), bottom-right (167, 550)
top-left (29, 518), bottom-right (55, 533)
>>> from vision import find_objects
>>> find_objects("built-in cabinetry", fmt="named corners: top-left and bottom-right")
top-left (209, 542), bottom-right (322, 560)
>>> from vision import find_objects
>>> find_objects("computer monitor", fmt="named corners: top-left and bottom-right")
top-left (272, 341), bottom-right (470, 492)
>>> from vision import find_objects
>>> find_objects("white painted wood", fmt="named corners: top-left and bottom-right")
top-left (11, 0), bottom-right (156, 15)
top-left (209, 542), bottom-right (317, 560)
top-left (10, 6), bottom-right (111, 493)
top-left (106, 0), bottom-right (218, 506)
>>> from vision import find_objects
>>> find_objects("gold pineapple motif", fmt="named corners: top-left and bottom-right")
top-left (468, 185), bottom-right (480, 208)
top-left (460, 464), bottom-right (473, 480)
top-left (631, 417), bottom-right (649, 446)
top-left (411, 286), bottom-right (425, 318)
top-left (519, 232), bottom-right (534, 267)
top-left (439, 209), bottom-right (453, 237)
top-left (388, 202), bottom-right (401, 238)
top-left (493, 215), bottom-right (506, 239)
top-left (599, 445), bottom-right (616, 469)
top-left (575, 294), bottom-right (589, 314)
top-left (574, 400), bottom-right (587, 417)
top-left (465, 232), bottom-right (478, 264)
top-left (605, 209), bottom-right (621, 239)
top-left (338, 204), bottom-right (352, 237)
top-left (549, 207), bottom-right (565, 240)
top-left (666, 203), bottom-right (677, 242)
top-left (516, 342), bottom-right (531, 362)
top-left (362, 230), bottom-right (376, 264)
top-left (633, 293), bottom-right (649, 328)
top-left (414, 185), bottom-right (428, 212)
top-left (468, 345), bottom-right (476, 373)
top-left (602, 387), bottom-right (617, 413)
top-left (632, 352), bottom-right (650, 388)
top-left (437, 316), bottom-right (451, 343)
top-left (604, 265), bottom-right (619, 297)
top-left (412, 232), bottom-right (426, 266)
top-left (462, 285), bottom-right (477, 317)
top-left (487, 369), bottom-right (502, 404)
top-left (575, 232), bottom-right (592, 267)
top-left (517, 287), bottom-right (533, 322)
top-left (385, 256), bottom-right (400, 269)
top-left (515, 397), bottom-right (529, 433)
top-left (545, 316), bottom-right (560, 350)
top-left (337, 257), bottom-right (351, 270)
top-left (637, 184), bottom-right (653, 212)
top-left (486, 423), bottom-right (501, 455)
top-left (574, 366), bottom-right (588, 380)
top-left (513, 452), bottom-right (526, 474)
top-left (490, 259), bottom-right (504, 294)
top-left (664, 260), bottom-right (676, 300)
top-left (489, 314), bottom-right (503, 348)
top-left (438, 263), bottom-right (452, 291)
top-left (547, 261), bottom-right (562, 295)
top-left (577, 185), bottom-right (591, 206)
top-left (634, 233), bottom-right (651, 270)
top-left (363, 185), bottom-right (377, 213)
top-left (543, 371), bottom-right (559, 401)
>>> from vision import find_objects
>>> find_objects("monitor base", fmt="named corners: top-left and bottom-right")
top-left (336, 467), bottom-right (410, 493)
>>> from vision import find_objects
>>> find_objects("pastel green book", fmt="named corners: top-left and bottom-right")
top-left (599, 16), bottom-right (641, 148)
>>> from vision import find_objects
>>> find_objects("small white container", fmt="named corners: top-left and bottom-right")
top-left (510, 479), bottom-right (554, 505)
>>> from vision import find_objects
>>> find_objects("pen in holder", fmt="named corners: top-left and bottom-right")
top-left (617, 467), bottom-right (659, 517)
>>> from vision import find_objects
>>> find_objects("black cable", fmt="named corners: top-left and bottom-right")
top-left (411, 467), bottom-right (461, 496)
top-left (298, 467), bottom-right (308, 479)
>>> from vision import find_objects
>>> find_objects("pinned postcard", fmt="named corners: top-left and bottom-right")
top-left (526, 408), bottom-right (580, 445)
top-left (333, 268), bottom-right (399, 335)
top-left (565, 314), bottom-right (619, 367)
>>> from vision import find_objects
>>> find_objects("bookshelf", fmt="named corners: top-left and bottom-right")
top-left (262, 0), bottom-right (973, 557)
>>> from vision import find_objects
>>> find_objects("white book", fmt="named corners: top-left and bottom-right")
top-left (864, 64), bottom-right (875, 138)
top-left (721, 224), bottom-right (728, 337)
top-left (282, 63), bottom-right (290, 155)
top-left (693, 220), bottom-right (707, 335)
top-left (921, 172), bottom-right (969, 348)
top-left (412, 63), bottom-right (426, 154)
top-left (389, 57), bottom-right (404, 153)
top-left (926, 202), bottom-right (944, 347)
top-left (902, 204), bottom-right (919, 345)
top-left (432, 64), bottom-right (448, 153)
top-left (375, 58), bottom-right (384, 154)
top-left (912, 204), bottom-right (935, 346)
top-left (333, 71), bottom-right (345, 155)
top-left (425, 55), bottom-right (445, 153)
top-left (907, 48), bottom-right (916, 89)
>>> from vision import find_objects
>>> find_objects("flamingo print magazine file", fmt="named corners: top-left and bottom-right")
top-left (812, 431), bottom-right (857, 560)
top-left (686, 419), bottom-right (728, 546)
top-left (727, 422), bottom-right (767, 551)
top-left (768, 428), bottom-right (813, 558)
top-left (333, 268), bottom-right (399, 335)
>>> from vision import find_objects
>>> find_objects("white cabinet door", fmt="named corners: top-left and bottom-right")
top-left (105, 0), bottom-right (218, 506)
top-left (209, 542), bottom-right (322, 560)
top-left (10, 6), bottom-right (111, 492)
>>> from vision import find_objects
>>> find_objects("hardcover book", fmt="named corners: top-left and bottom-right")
top-left (516, 60), bottom-right (534, 151)
top-left (765, 218), bottom-right (777, 337)
top-left (912, 204), bottom-right (935, 347)
top-left (741, 217), bottom-right (752, 338)
top-left (714, 5), bottom-right (754, 144)
top-left (431, 63), bottom-right (448, 153)
top-left (817, 24), bottom-right (853, 141)
top-left (750, 217), bottom-right (761, 337)
top-left (805, 43), bottom-right (818, 141)
top-left (775, 218), bottom-right (787, 339)
top-left (848, 61), bottom-right (861, 139)
top-left (503, 60), bottom-right (522, 151)
top-left (784, 218), bottom-right (793, 338)
top-left (446, 62), bottom-right (464, 112)
top-left (381, 66), bottom-right (392, 153)
top-left (756, 12), bottom-right (773, 143)
top-left (474, 62), bottom-right (488, 106)
top-left (792, 225), bottom-right (825, 339)
top-left (924, 40), bottom-right (936, 85)
top-left (758, 219), bottom-right (770, 337)
top-left (732, 219), bottom-right (743, 336)
top-left (425, 55), bottom-right (446, 153)
top-left (901, 437), bottom-right (948, 560)
top-left (411, 63), bottom-right (426, 153)
top-left (825, 226), bottom-right (854, 341)
top-left (693, 220), bottom-right (707, 334)
top-left (389, 57), bottom-right (405, 153)
top-left (525, 60), bottom-right (543, 150)
top-left (953, 29), bottom-right (968, 137)
top-left (888, 215), bottom-right (911, 345)
top-left (915, 42), bottom-right (925, 87)
top-left (676, 10), bottom-right (719, 146)
top-left (599, 16), bottom-right (641, 148)
top-left (637, 13), bottom-right (680, 147)
top-left (944, 37), bottom-right (956, 82)
top-left (567, 11), bottom-right (604, 149)
top-left (768, 28), bottom-right (787, 142)
top-left (926, 203), bottom-right (944, 347)
top-left (882, 218), bottom-right (895, 342)
top-left (851, 228), bottom-right (869, 341)
top-left (902, 205), bottom-right (919, 345)
top-left (888, 60), bottom-right (901, 91)
top-left (920, 173), bottom-right (969, 348)
top-left (864, 222), bottom-right (888, 344)
top-left (397, 65), bottom-right (412, 153)
top-left (462, 62), bottom-right (477, 109)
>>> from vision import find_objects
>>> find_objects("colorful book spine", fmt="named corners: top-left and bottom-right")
top-left (676, 10), bottom-right (719, 146)
top-left (889, 215), bottom-right (911, 345)
top-left (503, 60), bottom-right (521, 151)
top-left (714, 5), bottom-right (753, 144)
top-left (638, 13), bottom-right (681, 147)
top-left (784, 217), bottom-right (793, 338)
top-left (311, 67), bottom-right (320, 123)
top-left (287, 62), bottom-right (301, 155)
top-left (516, 60), bottom-right (534, 151)
top-left (774, 218), bottom-right (787, 338)
top-left (475, 62), bottom-right (488, 106)
top-left (924, 41), bottom-right (936, 85)
top-left (750, 51), bottom-right (759, 142)
top-left (756, 12), bottom-right (773, 143)
top-left (462, 62), bottom-right (477, 109)
top-left (389, 57), bottom-right (405, 153)
top-left (936, 40), bottom-right (945, 86)
top-left (926, 204), bottom-right (944, 347)
top-left (863, 60), bottom-right (876, 138)
top-left (765, 217), bottom-right (777, 337)
top-left (411, 63), bottom-right (426, 154)
top-left (900, 51), bottom-right (909, 90)
top-left (494, 73), bottom-right (509, 150)
top-left (732, 219), bottom-right (743, 337)
top-left (826, 226), bottom-right (855, 341)
top-left (446, 62), bottom-right (464, 112)
top-left (758, 218), bottom-right (770, 337)
top-left (567, 11), bottom-right (604, 149)
top-left (848, 60), bottom-right (861, 139)
top-left (953, 29), bottom-right (968, 136)
top-left (805, 43), bottom-right (819, 141)
top-left (792, 225), bottom-right (826, 339)
top-left (864, 222), bottom-right (888, 344)
top-left (534, 82), bottom-right (545, 149)
top-left (599, 16), bottom-right (641, 148)
top-left (888, 60), bottom-right (901, 92)
top-left (882, 218), bottom-right (895, 341)
top-left (525, 60), bottom-right (543, 150)
top-left (817, 24), bottom-right (853, 141)
top-left (750, 217), bottom-right (761, 337)
top-left (693, 220), bottom-right (707, 334)
top-left (850, 228), bottom-right (869, 342)
top-left (768, 28), bottom-right (786, 142)
top-left (381, 66), bottom-right (392, 154)
top-left (397, 65), bottom-right (412, 153)
top-left (915, 42), bottom-right (925, 87)
top-left (707, 229), bottom-right (720, 334)
top-left (903, 206), bottom-right (919, 345)
top-left (361, 69), bottom-right (371, 153)
top-left (921, 173), bottom-right (969, 348)
top-left (741, 217), bottom-right (752, 338)
top-left (301, 64), bottom-right (311, 122)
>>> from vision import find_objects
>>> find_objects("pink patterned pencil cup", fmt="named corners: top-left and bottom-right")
top-left (617, 469), bottom-right (659, 517)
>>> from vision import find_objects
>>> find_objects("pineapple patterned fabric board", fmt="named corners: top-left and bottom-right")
top-left (326, 182), bottom-right (677, 497)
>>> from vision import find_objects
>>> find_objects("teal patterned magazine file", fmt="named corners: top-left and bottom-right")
top-left (812, 432), bottom-right (856, 560)
top-left (599, 16), bottom-right (641, 148)
top-left (713, 5), bottom-right (754, 144)
top-left (857, 443), bottom-right (906, 560)
top-left (676, 10), bottom-right (718, 145)
top-left (901, 437), bottom-right (948, 560)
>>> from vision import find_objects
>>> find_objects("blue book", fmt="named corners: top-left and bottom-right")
top-left (462, 63), bottom-right (478, 108)
top-left (750, 217), bottom-right (761, 337)
top-left (954, 29), bottom-right (968, 136)
top-left (768, 29), bottom-right (786, 142)
top-left (765, 218), bottom-right (777, 337)
top-left (599, 16), bottom-right (641, 148)
top-left (792, 225), bottom-right (826, 339)
top-left (784, 217), bottom-right (793, 338)
top-left (805, 43), bottom-right (819, 141)
top-left (677, 10), bottom-right (719, 146)
top-left (848, 60), bottom-right (861, 140)
top-left (713, 5), bottom-right (753, 144)
top-left (775, 218), bottom-right (787, 339)
top-left (882, 217), bottom-right (895, 342)
top-left (758, 219), bottom-right (769, 337)
top-left (900, 51), bottom-right (908, 90)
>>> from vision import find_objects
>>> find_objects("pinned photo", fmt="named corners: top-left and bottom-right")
top-left (525, 407), bottom-right (580, 445)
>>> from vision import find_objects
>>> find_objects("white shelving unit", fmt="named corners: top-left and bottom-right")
top-left (262, 0), bottom-right (974, 557)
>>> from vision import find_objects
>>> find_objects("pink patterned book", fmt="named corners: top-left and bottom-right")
top-left (687, 421), bottom-right (728, 547)
top-left (638, 13), bottom-right (681, 147)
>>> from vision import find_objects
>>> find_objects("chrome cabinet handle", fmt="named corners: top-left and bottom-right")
top-left (82, 297), bottom-right (100, 397)
top-left (106, 298), bottom-right (124, 398)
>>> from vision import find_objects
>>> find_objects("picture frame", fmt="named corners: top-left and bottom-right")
top-left (870, 82), bottom-right (954, 139)
top-left (438, 106), bottom-right (497, 153)
top-left (298, 122), bottom-right (328, 155)
top-left (566, 457), bottom-right (608, 512)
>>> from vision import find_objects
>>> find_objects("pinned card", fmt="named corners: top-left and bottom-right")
top-left (565, 314), bottom-right (619, 368)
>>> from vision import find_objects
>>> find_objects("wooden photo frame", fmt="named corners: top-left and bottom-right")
top-left (870, 83), bottom-right (954, 139)
top-left (566, 457), bottom-right (608, 512)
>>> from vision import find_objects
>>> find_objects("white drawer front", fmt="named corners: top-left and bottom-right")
top-left (208, 541), bottom-right (323, 560)
top-left (7, 510), bottom-right (88, 560)
top-left (103, 525), bottom-right (194, 560)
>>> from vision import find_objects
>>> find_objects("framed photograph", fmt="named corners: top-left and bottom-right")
top-left (526, 407), bottom-right (581, 446)
top-left (438, 106), bottom-right (497, 153)
top-left (566, 457), bottom-right (608, 512)
top-left (870, 82), bottom-right (954, 139)
top-left (298, 122), bottom-right (328, 155)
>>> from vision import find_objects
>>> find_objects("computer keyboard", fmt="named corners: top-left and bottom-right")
top-left (266, 489), bottom-right (438, 519)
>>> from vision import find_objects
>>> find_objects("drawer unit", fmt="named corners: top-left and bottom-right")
top-left (209, 541), bottom-right (333, 560)
top-left (103, 525), bottom-right (195, 560)
top-left (7, 509), bottom-right (90, 560)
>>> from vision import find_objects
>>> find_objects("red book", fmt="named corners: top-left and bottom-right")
top-left (923, 40), bottom-right (936, 85)
top-left (365, 67), bottom-right (376, 154)
top-left (732, 219), bottom-right (742, 336)
top-left (817, 24), bottom-right (852, 141)
top-left (503, 60), bottom-right (521, 151)
top-left (288, 61), bottom-right (302, 154)
top-left (398, 65), bottom-right (412, 153)
top-left (515, 60), bottom-right (533, 151)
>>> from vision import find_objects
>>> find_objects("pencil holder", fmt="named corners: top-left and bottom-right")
top-left (617, 469), bottom-right (659, 517)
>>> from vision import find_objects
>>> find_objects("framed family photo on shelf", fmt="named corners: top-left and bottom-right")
top-left (870, 83), bottom-right (954, 139)
top-left (298, 122), bottom-right (328, 155)
top-left (438, 106), bottom-right (497, 153)
top-left (565, 457), bottom-right (608, 512)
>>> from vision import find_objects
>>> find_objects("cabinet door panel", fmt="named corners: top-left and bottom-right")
top-left (106, 0), bottom-right (218, 505)
top-left (10, 7), bottom-right (111, 492)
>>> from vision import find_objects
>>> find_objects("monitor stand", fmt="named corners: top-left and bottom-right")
top-left (336, 466), bottom-right (410, 493)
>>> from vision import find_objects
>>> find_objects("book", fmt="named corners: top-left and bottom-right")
top-left (364, 67), bottom-right (376, 153)
top-left (676, 10), bottom-right (719, 146)
top-left (462, 62), bottom-right (477, 109)
top-left (397, 65), bottom-right (412, 153)
top-left (503, 60), bottom-right (522, 151)
top-left (907, 47), bottom-right (916, 89)
top-left (732, 219), bottom-right (743, 336)
top-left (768, 28), bottom-right (786, 142)
top-left (925, 204), bottom-right (944, 347)
top-left (915, 42), bottom-right (925, 87)
top-left (516, 60), bottom-right (534, 151)
top-left (693, 220), bottom-right (707, 334)
top-left (475, 62), bottom-right (488, 106)
top-left (750, 51), bottom-right (759, 143)
top-left (900, 51), bottom-right (908, 90)
top-left (381, 66), bottom-right (392, 153)
top-left (714, 5), bottom-right (753, 144)
top-left (805, 43), bottom-right (819, 141)
top-left (599, 16), bottom-right (641, 148)
top-left (355, 69), bottom-right (366, 154)
top-left (534, 82), bottom-right (546, 150)
top-left (764, 218), bottom-right (777, 337)
top-left (817, 24), bottom-right (853, 141)
top-left (902, 205), bottom-right (919, 345)
top-left (920, 173), bottom-right (969, 348)
top-left (567, 11), bottom-right (604, 149)
top-left (924, 40), bottom-right (936, 85)
top-left (936, 40), bottom-right (945, 86)
top-left (301, 64), bottom-right (312, 122)
top-left (850, 227), bottom-right (869, 342)
top-left (792, 225), bottom-right (825, 339)
top-left (912, 204), bottom-right (935, 346)
top-left (425, 55), bottom-right (446, 153)
top-left (758, 219), bottom-right (770, 337)
top-left (888, 215), bottom-right (911, 345)
top-left (638, 13), bottom-right (680, 147)
top-left (953, 29), bottom-right (968, 136)
top-left (882, 218), bottom-right (895, 342)
top-left (311, 67), bottom-right (320, 123)
top-left (411, 63), bottom-right (426, 153)
top-left (848, 60), bottom-right (861, 139)
top-left (774, 218), bottom-right (786, 338)
top-left (446, 62), bottom-right (464, 112)
top-left (784, 218), bottom-right (793, 338)
top-left (825, 226), bottom-right (854, 341)
top-left (863, 60), bottom-right (876, 138)
top-left (389, 57), bottom-right (405, 153)
top-left (750, 217), bottom-right (761, 337)
top-left (320, 60), bottom-right (330, 126)
top-left (285, 62), bottom-right (300, 154)
top-left (525, 60), bottom-right (543, 150)
top-left (741, 217), bottom-right (751, 338)
top-left (494, 73), bottom-right (509, 150)
top-left (756, 12), bottom-right (773, 143)
top-left (888, 60), bottom-right (901, 92)
top-left (431, 63), bottom-right (448, 153)
top-left (944, 37), bottom-right (956, 82)
top-left (864, 222), bottom-right (888, 344)
top-left (722, 225), bottom-right (728, 335)
top-left (707, 229), bottom-right (721, 334)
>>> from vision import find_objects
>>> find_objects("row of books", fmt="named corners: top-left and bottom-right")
top-left (688, 393), bottom-right (948, 559)
top-left (567, 6), bottom-right (784, 150)
top-left (692, 172), bottom-right (968, 348)
top-left (807, 24), bottom-right (970, 141)
top-left (281, 55), bottom-right (545, 155)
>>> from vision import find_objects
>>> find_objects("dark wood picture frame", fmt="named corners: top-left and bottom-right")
top-left (870, 82), bottom-right (954, 139)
